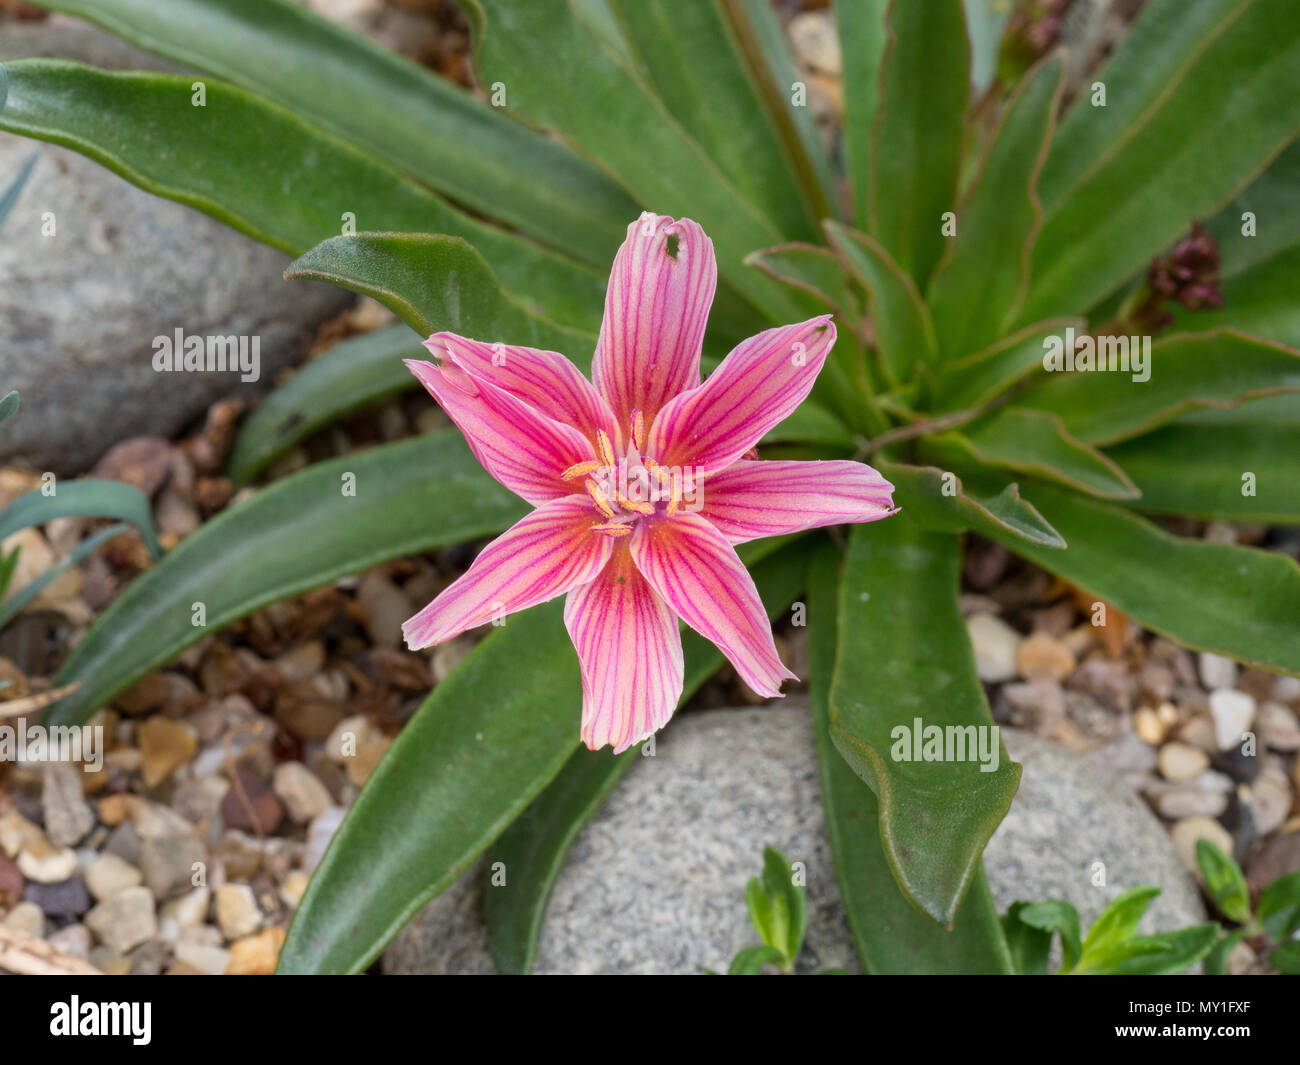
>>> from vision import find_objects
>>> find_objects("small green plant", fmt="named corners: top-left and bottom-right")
top-left (1195, 840), bottom-right (1300, 975)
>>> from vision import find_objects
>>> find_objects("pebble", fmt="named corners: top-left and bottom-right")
top-left (0, 854), bottom-right (23, 907)
top-left (47, 923), bottom-right (91, 959)
top-left (226, 925), bottom-right (285, 975)
top-left (87, 947), bottom-right (131, 975)
top-left (965, 613), bottom-right (1022, 682)
top-left (91, 436), bottom-right (174, 497)
top-left (137, 717), bottom-right (199, 788)
top-left (1208, 689), bottom-right (1256, 751)
top-left (1148, 785), bottom-right (1228, 820)
top-left (24, 875), bottom-right (91, 918)
top-left (303, 807), bottom-right (346, 874)
top-left (1246, 831), bottom-right (1300, 891)
top-left (17, 842), bottom-right (78, 884)
top-left (274, 641), bottom-right (325, 684)
top-left (1244, 766), bottom-right (1292, 836)
top-left (84, 852), bottom-right (144, 901)
top-left (215, 883), bottom-right (262, 940)
top-left (1016, 631), bottom-right (1076, 682)
top-left (114, 673), bottom-right (171, 715)
top-left (1198, 652), bottom-right (1238, 691)
top-left (788, 11), bottom-right (841, 74)
top-left (3, 900), bottom-right (46, 937)
top-left (84, 886), bottom-right (158, 953)
top-left (324, 714), bottom-right (377, 762)
top-left (1258, 701), bottom-right (1300, 751)
top-left (1067, 658), bottom-right (1132, 712)
top-left (274, 688), bottom-right (346, 742)
top-left (103, 821), bottom-right (142, 867)
top-left (139, 835), bottom-right (207, 900)
top-left (279, 871), bottom-right (309, 910)
top-left (129, 938), bottom-right (170, 976)
top-left (1134, 706), bottom-right (1167, 745)
top-left (357, 573), bottom-right (409, 649)
top-left (346, 735), bottom-right (392, 787)
top-left (220, 773), bottom-right (284, 835)
top-left (173, 936), bottom-right (231, 975)
top-left (272, 762), bottom-right (334, 824)
top-left (159, 886), bottom-right (210, 929)
top-left (41, 762), bottom-right (95, 847)
top-left (1170, 816), bottom-right (1235, 874)
top-left (1274, 675), bottom-right (1300, 705)
top-left (1176, 714), bottom-right (1218, 752)
top-left (431, 637), bottom-right (473, 683)
top-left (1137, 663), bottom-right (1175, 702)
top-left (1157, 742), bottom-right (1209, 782)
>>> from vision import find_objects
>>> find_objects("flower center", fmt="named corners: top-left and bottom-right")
top-left (561, 410), bottom-right (694, 537)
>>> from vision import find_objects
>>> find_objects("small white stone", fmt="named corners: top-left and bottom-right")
top-left (965, 613), bottom-right (1023, 683)
top-left (1208, 689), bottom-right (1256, 751)
top-left (1157, 742), bottom-right (1209, 783)
top-left (84, 852), bottom-right (143, 901)
top-left (272, 762), bottom-right (333, 824)
top-left (215, 883), bottom-right (262, 941)
top-left (159, 886), bottom-right (210, 929)
top-left (84, 886), bottom-right (158, 953)
top-left (47, 923), bottom-right (91, 958)
top-left (2, 900), bottom-right (46, 938)
top-left (1198, 652), bottom-right (1238, 691)
top-left (17, 844), bottom-right (78, 884)
top-left (174, 936), bottom-right (232, 975)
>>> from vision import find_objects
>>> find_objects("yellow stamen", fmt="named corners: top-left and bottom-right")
top-left (585, 478), bottom-right (615, 519)
top-left (562, 460), bottom-right (601, 480)
top-left (596, 429), bottom-right (616, 469)
top-left (616, 492), bottom-right (655, 517)
top-left (630, 408), bottom-right (645, 450)
top-left (592, 522), bottom-right (633, 537)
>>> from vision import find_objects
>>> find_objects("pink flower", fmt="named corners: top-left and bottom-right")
top-left (404, 214), bottom-right (897, 753)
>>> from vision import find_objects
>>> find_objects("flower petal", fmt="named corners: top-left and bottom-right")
top-left (565, 545), bottom-right (684, 755)
top-left (700, 459), bottom-right (898, 543)
top-left (629, 512), bottom-right (794, 698)
top-left (592, 214), bottom-right (717, 430)
top-left (423, 332), bottom-right (618, 446)
top-left (403, 496), bottom-right (612, 649)
top-left (645, 316), bottom-right (835, 474)
top-left (406, 358), bottom-right (594, 505)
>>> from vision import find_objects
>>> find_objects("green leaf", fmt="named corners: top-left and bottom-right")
top-left (1196, 838), bottom-right (1252, 923)
top-left (809, 541), bottom-right (1013, 973)
top-left (284, 234), bottom-right (594, 358)
top-left (1170, 244), bottom-right (1300, 349)
top-left (1204, 928), bottom-right (1248, 975)
top-left (481, 540), bottom-right (808, 974)
top-left (745, 243), bottom-right (858, 317)
top-left (1001, 901), bottom-right (1052, 976)
top-left (1257, 872), bottom-right (1300, 941)
top-left (1205, 138), bottom-right (1300, 278)
top-left (0, 149), bottom-right (37, 228)
top-left (1020, 0), bottom-right (1300, 321)
top-left (279, 602), bottom-right (579, 974)
top-left (727, 944), bottom-right (786, 975)
top-left (761, 400), bottom-right (857, 450)
top-left (935, 318), bottom-right (1083, 411)
top-left (610, 0), bottom-right (820, 241)
top-left (0, 391), bottom-right (19, 425)
top-left (755, 845), bottom-right (806, 964)
top-left (0, 523), bottom-right (128, 630)
top-left (0, 60), bottom-right (605, 332)
top-left (0, 547), bottom-right (21, 604)
top-left (1079, 886), bottom-right (1161, 961)
top-left (828, 515), bottom-right (1020, 926)
top-left (1015, 899), bottom-right (1082, 973)
top-left (982, 482), bottom-right (1300, 677)
top-left (879, 461), bottom-right (1066, 550)
top-left (38, 0), bottom-right (638, 264)
top-left (1270, 940), bottom-right (1300, 974)
top-left (1015, 329), bottom-right (1300, 445)
top-left (1104, 396), bottom-right (1300, 522)
top-left (835, 0), bottom-right (889, 228)
top-left (824, 222), bottom-right (937, 385)
top-left (932, 408), bottom-right (1140, 500)
top-left (0, 480), bottom-right (161, 559)
top-left (228, 326), bottom-right (424, 485)
top-left (1082, 924), bottom-right (1220, 975)
top-left (868, 0), bottom-right (969, 285)
top-left (462, 0), bottom-right (800, 321)
top-left (927, 55), bottom-right (1063, 357)
top-left (48, 432), bottom-right (525, 727)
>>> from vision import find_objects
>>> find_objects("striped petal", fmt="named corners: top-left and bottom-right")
top-left (646, 316), bottom-right (835, 475)
top-left (629, 512), bottom-right (794, 699)
top-left (403, 496), bottom-right (613, 649)
top-left (565, 545), bottom-right (684, 754)
top-left (423, 332), bottom-right (618, 447)
top-left (592, 214), bottom-right (717, 429)
top-left (406, 358), bottom-right (594, 505)
top-left (700, 459), bottom-right (898, 544)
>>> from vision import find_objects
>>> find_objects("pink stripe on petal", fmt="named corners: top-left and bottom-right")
top-left (403, 496), bottom-right (612, 650)
top-left (629, 513), bottom-right (794, 699)
top-left (406, 358), bottom-right (595, 505)
top-left (700, 459), bottom-right (898, 544)
top-left (566, 546), bottom-right (684, 755)
top-left (645, 316), bottom-right (835, 474)
top-left (424, 333), bottom-right (618, 447)
top-left (592, 214), bottom-right (717, 429)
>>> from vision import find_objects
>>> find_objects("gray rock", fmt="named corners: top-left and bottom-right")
top-left (0, 19), bottom-right (352, 472)
top-left (40, 762), bottom-right (94, 847)
top-left (385, 706), bottom-right (1204, 975)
